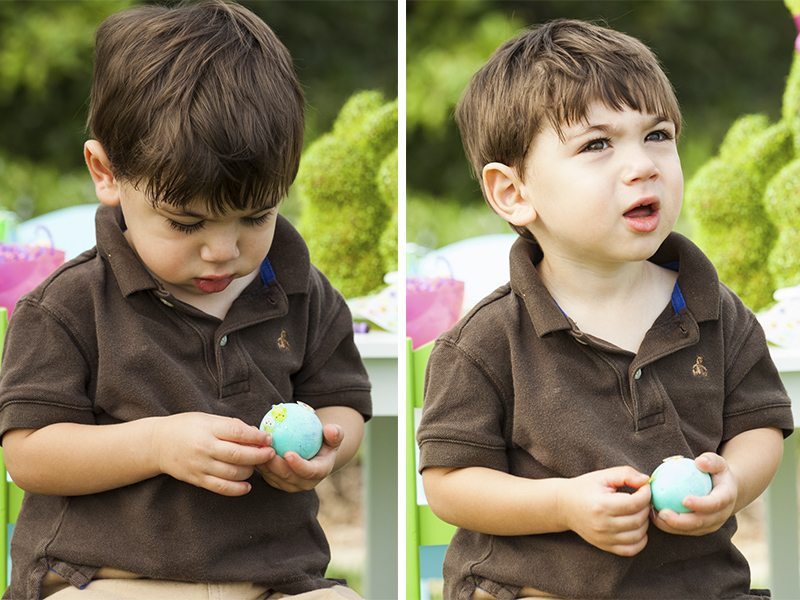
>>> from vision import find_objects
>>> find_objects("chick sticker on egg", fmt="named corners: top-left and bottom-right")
top-left (260, 402), bottom-right (323, 460)
top-left (649, 455), bottom-right (713, 513)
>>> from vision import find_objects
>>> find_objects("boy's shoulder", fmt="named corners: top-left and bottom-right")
top-left (440, 283), bottom-right (516, 343)
top-left (18, 247), bottom-right (107, 322)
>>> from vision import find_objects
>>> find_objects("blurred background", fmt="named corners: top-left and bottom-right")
top-left (407, 0), bottom-right (794, 249)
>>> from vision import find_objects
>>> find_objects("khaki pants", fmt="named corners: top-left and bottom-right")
top-left (472, 586), bottom-right (558, 600)
top-left (44, 579), bottom-right (362, 600)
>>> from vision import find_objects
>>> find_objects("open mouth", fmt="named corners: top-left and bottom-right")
top-left (623, 199), bottom-right (661, 233)
top-left (623, 200), bottom-right (659, 219)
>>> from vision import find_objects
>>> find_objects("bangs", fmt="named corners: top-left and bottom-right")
top-left (545, 54), bottom-right (682, 140)
top-left (137, 132), bottom-right (289, 215)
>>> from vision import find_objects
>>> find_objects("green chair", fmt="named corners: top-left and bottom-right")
top-left (406, 339), bottom-right (456, 600)
top-left (0, 307), bottom-right (23, 594)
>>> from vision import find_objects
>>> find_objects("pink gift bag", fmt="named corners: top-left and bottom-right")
top-left (406, 277), bottom-right (465, 349)
top-left (0, 243), bottom-right (65, 316)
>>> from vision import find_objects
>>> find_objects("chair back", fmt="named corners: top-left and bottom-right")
top-left (0, 307), bottom-right (23, 595)
top-left (406, 339), bottom-right (456, 600)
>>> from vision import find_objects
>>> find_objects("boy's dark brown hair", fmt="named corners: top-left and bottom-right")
top-left (88, 0), bottom-right (304, 213)
top-left (455, 19), bottom-right (681, 237)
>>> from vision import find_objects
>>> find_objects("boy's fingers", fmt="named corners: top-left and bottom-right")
top-left (283, 452), bottom-right (318, 478)
top-left (695, 452), bottom-right (724, 474)
top-left (610, 484), bottom-right (652, 515)
top-left (218, 440), bottom-right (274, 466)
top-left (264, 454), bottom-right (293, 479)
top-left (605, 466), bottom-right (650, 491)
top-left (216, 418), bottom-right (269, 446)
top-left (202, 476), bottom-right (252, 497)
top-left (322, 424), bottom-right (344, 449)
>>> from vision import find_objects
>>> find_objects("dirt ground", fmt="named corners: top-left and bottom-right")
top-left (317, 459), bottom-right (366, 573)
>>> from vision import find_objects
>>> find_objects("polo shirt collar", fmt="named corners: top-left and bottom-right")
top-left (95, 204), bottom-right (310, 298)
top-left (95, 204), bottom-right (158, 297)
top-left (509, 231), bottom-right (721, 339)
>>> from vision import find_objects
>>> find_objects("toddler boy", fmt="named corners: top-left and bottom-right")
top-left (0, 2), bottom-right (370, 599)
top-left (417, 19), bottom-right (794, 600)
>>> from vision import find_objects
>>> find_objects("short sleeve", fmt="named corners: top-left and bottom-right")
top-left (722, 305), bottom-right (794, 440)
top-left (417, 339), bottom-right (509, 473)
top-left (0, 298), bottom-right (96, 439)
top-left (290, 267), bottom-right (372, 420)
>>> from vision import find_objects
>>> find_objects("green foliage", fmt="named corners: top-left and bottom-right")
top-left (764, 159), bottom-right (800, 290)
top-left (786, 0), bottom-right (800, 16)
top-left (407, 10), bottom-right (521, 133)
top-left (686, 119), bottom-right (794, 311)
top-left (408, 192), bottom-right (509, 251)
top-left (0, 154), bottom-right (94, 220)
top-left (377, 149), bottom-right (399, 274)
top-left (784, 53), bottom-right (800, 151)
top-left (297, 91), bottom-right (398, 298)
top-left (686, 0), bottom-right (800, 311)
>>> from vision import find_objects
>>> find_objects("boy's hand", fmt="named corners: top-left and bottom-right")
top-left (652, 453), bottom-right (737, 536)
top-left (559, 466), bottom-right (652, 557)
top-left (256, 424), bottom-right (343, 492)
top-left (153, 412), bottom-right (274, 497)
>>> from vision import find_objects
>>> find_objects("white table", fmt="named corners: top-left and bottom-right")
top-left (355, 332), bottom-right (398, 600)
top-left (766, 348), bottom-right (800, 600)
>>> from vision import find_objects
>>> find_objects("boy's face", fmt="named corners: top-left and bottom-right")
top-left (117, 182), bottom-right (278, 307)
top-left (519, 102), bottom-right (682, 266)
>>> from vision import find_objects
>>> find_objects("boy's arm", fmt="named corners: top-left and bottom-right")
top-left (256, 405), bottom-right (364, 493)
top-left (423, 464), bottom-right (652, 557)
top-left (2, 412), bottom-right (274, 497)
top-left (653, 427), bottom-right (783, 536)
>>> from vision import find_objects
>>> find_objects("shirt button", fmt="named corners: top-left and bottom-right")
top-left (219, 335), bottom-right (228, 347)
top-left (159, 298), bottom-right (174, 308)
top-left (634, 368), bottom-right (642, 380)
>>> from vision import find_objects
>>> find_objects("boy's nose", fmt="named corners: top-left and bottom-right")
top-left (200, 232), bottom-right (240, 263)
top-left (622, 148), bottom-right (659, 184)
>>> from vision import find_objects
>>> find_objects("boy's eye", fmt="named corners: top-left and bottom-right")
top-left (243, 212), bottom-right (273, 227)
top-left (167, 219), bottom-right (206, 234)
top-left (581, 138), bottom-right (610, 152)
top-left (645, 129), bottom-right (673, 142)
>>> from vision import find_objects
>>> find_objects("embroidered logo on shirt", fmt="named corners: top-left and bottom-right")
top-left (277, 330), bottom-right (290, 352)
top-left (692, 355), bottom-right (708, 377)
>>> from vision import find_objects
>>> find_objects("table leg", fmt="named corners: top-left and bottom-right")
top-left (363, 416), bottom-right (398, 599)
top-left (765, 436), bottom-right (800, 600)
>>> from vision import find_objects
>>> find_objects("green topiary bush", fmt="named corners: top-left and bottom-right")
top-left (377, 148), bottom-right (398, 275)
top-left (296, 90), bottom-right (397, 298)
top-left (685, 0), bottom-right (800, 311)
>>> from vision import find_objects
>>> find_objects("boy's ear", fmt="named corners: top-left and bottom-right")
top-left (481, 162), bottom-right (536, 228)
top-left (84, 140), bottom-right (121, 206)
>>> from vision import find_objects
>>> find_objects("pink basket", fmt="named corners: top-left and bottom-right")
top-left (0, 244), bottom-right (65, 316)
top-left (406, 277), bottom-right (464, 349)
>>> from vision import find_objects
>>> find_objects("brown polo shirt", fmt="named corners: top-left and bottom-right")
top-left (418, 233), bottom-right (793, 600)
top-left (0, 205), bottom-right (371, 599)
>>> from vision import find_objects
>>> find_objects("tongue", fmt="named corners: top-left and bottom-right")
top-left (624, 205), bottom-right (652, 218)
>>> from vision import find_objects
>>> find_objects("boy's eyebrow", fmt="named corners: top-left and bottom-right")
top-left (565, 115), bottom-right (674, 140)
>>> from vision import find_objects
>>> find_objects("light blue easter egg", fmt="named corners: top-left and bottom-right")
top-left (650, 455), bottom-right (712, 513)
top-left (260, 402), bottom-right (323, 459)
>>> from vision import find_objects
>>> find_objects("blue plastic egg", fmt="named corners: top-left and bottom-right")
top-left (650, 455), bottom-right (712, 513)
top-left (260, 402), bottom-right (323, 460)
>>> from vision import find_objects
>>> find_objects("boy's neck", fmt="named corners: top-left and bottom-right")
top-left (537, 254), bottom-right (678, 353)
